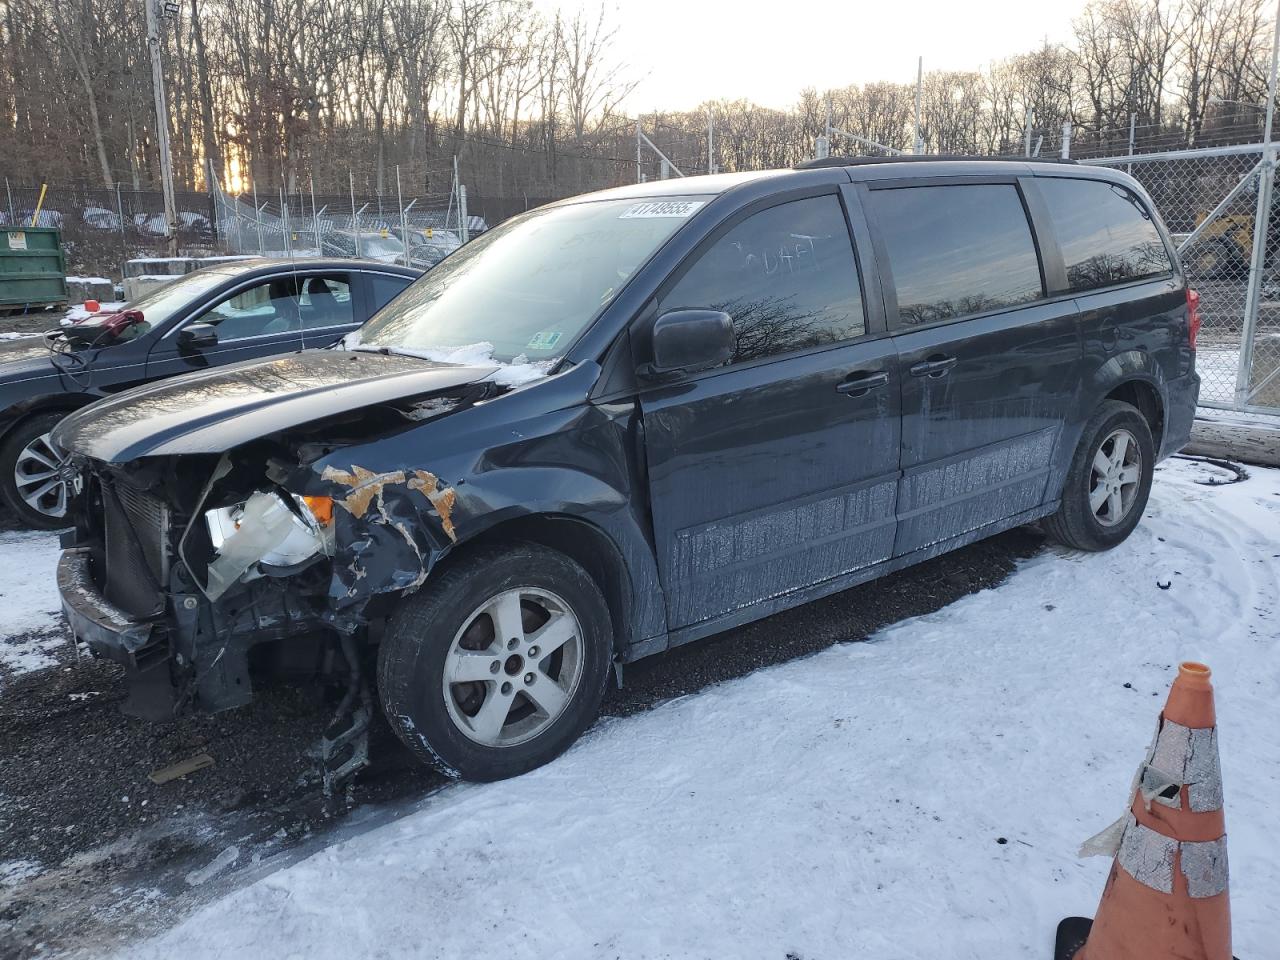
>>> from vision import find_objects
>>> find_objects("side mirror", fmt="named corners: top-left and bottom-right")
top-left (178, 323), bottom-right (218, 350)
top-left (645, 309), bottom-right (734, 377)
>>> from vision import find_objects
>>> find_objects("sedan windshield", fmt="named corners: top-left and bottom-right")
top-left (351, 197), bottom-right (708, 362)
top-left (117, 268), bottom-right (244, 332)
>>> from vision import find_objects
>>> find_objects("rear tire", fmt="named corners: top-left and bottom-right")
top-left (0, 413), bottom-right (72, 530)
top-left (1043, 400), bottom-right (1155, 552)
top-left (377, 542), bottom-right (612, 781)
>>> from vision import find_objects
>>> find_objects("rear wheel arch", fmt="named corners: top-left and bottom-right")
top-left (1102, 378), bottom-right (1164, 450)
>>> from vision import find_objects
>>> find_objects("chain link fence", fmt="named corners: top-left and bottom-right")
top-left (1085, 144), bottom-right (1280, 414)
top-left (3, 179), bottom-right (218, 279)
top-left (210, 182), bottom-right (481, 271)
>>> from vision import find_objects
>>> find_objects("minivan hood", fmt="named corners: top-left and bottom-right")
top-left (54, 349), bottom-right (499, 463)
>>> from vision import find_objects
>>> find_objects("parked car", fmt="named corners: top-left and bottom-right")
top-left (392, 226), bottom-right (463, 270)
top-left (0, 257), bottom-right (419, 528)
top-left (322, 229), bottom-right (406, 263)
top-left (53, 159), bottom-right (1198, 786)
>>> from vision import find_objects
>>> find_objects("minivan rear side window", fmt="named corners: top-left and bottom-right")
top-left (869, 184), bottom-right (1043, 326)
top-left (662, 195), bottom-right (865, 364)
top-left (1037, 178), bottom-right (1172, 292)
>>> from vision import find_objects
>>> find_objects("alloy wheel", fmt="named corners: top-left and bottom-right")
top-left (13, 432), bottom-right (67, 520)
top-left (1089, 427), bottom-right (1142, 527)
top-left (441, 587), bottom-right (584, 748)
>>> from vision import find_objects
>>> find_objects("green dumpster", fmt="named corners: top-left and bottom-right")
top-left (0, 226), bottom-right (68, 310)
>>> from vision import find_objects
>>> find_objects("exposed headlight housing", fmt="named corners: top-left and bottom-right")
top-left (202, 491), bottom-right (334, 599)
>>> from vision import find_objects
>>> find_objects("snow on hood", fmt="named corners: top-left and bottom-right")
top-left (344, 334), bottom-right (555, 388)
top-left (409, 342), bottom-right (556, 387)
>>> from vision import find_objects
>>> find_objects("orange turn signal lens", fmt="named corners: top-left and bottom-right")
top-left (302, 495), bottom-right (334, 527)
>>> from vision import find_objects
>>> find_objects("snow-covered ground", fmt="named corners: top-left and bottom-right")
top-left (99, 456), bottom-right (1278, 960)
top-left (0, 530), bottom-right (66, 680)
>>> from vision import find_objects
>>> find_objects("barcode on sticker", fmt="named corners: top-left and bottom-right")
top-left (620, 201), bottom-right (705, 219)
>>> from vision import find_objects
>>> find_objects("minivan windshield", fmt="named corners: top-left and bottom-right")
top-left (350, 197), bottom-right (708, 363)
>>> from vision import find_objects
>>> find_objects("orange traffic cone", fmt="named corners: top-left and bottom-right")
top-left (1055, 662), bottom-right (1237, 960)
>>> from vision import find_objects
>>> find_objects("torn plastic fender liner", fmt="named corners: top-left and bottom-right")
top-left (320, 464), bottom-right (460, 607)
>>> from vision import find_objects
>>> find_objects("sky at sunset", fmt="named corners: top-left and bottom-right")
top-left (539, 0), bottom-right (1088, 112)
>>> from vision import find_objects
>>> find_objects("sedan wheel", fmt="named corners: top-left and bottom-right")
top-left (442, 587), bottom-right (584, 748)
top-left (14, 432), bottom-right (68, 521)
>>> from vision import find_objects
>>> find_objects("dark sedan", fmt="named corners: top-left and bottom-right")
top-left (0, 258), bottom-right (419, 528)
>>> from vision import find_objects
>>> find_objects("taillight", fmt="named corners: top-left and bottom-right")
top-left (1186, 288), bottom-right (1201, 351)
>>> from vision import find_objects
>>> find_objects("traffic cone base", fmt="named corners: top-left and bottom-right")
top-left (1054, 918), bottom-right (1239, 960)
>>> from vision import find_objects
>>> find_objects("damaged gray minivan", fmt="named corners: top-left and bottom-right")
top-left (55, 158), bottom-right (1199, 785)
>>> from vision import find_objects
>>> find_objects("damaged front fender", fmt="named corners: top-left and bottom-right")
top-left (320, 463), bottom-right (459, 606)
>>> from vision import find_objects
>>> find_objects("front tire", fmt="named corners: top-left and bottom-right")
top-left (0, 413), bottom-right (71, 530)
top-left (1043, 400), bottom-right (1155, 551)
top-left (377, 542), bottom-right (613, 781)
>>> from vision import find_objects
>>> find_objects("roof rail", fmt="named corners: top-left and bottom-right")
top-left (794, 155), bottom-right (1078, 170)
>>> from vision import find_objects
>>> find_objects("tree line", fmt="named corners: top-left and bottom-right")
top-left (0, 0), bottom-right (1275, 204)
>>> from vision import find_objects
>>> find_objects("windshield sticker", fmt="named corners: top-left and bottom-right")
top-left (526, 330), bottom-right (563, 350)
top-left (619, 200), bottom-right (705, 219)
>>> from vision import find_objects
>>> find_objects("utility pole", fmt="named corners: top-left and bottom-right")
top-left (145, 0), bottom-right (179, 257)
top-left (913, 56), bottom-right (924, 154)
top-left (636, 119), bottom-right (643, 183)
top-left (1023, 108), bottom-right (1033, 157)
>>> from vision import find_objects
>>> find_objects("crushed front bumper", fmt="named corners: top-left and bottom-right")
top-left (58, 547), bottom-right (177, 719)
top-left (58, 548), bottom-right (153, 658)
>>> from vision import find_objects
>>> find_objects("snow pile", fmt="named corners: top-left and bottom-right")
top-left (0, 531), bottom-right (67, 678)
top-left (115, 458), bottom-right (1280, 960)
top-left (0, 332), bottom-right (39, 341)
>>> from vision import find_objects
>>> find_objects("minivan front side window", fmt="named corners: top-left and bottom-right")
top-left (870, 184), bottom-right (1044, 326)
top-left (351, 197), bottom-right (707, 362)
top-left (661, 195), bottom-right (865, 364)
top-left (1037, 178), bottom-right (1172, 292)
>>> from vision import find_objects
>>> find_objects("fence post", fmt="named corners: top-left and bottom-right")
top-left (1061, 122), bottom-right (1072, 159)
top-left (252, 182), bottom-right (264, 255)
top-left (396, 165), bottom-right (407, 262)
top-left (280, 186), bottom-right (292, 258)
top-left (4, 177), bottom-right (13, 224)
top-left (1238, 148), bottom-right (1274, 409)
top-left (115, 182), bottom-right (127, 267)
top-left (311, 176), bottom-right (320, 254)
top-left (1127, 113), bottom-right (1136, 175)
top-left (350, 171), bottom-right (361, 259)
top-left (459, 185), bottom-right (469, 244)
top-left (1023, 108), bottom-right (1032, 157)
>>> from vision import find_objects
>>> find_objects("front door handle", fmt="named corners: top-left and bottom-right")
top-left (835, 370), bottom-right (890, 396)
top-left (909, 355), bottom-right (958, 378)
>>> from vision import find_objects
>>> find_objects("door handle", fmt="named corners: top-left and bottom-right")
top-left (835, 370), bottom-right (890, 396)
top-left (909, 355), bottom-right (958, 378)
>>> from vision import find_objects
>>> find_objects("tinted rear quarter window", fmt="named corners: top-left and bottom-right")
top-left (868, 184), bottom-right (1043, 326)
top-left (369, 273), bottom-right (414, 313)
top-left (662, 195), bottom-right (865, 364)
top-left (1037, 177), bottom-right (1172, 292)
